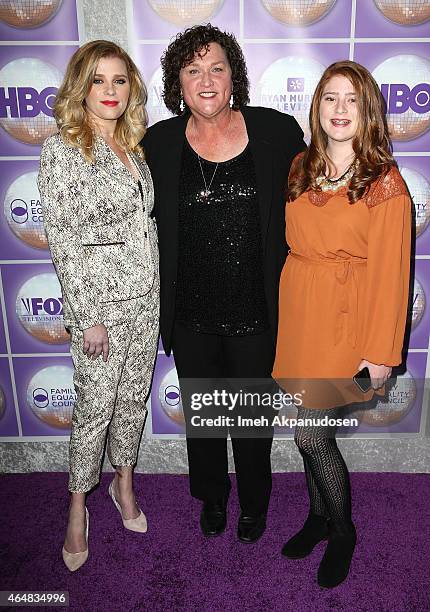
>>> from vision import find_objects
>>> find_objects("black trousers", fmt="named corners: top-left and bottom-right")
top-left (171, 322), bottom-right (275, 515)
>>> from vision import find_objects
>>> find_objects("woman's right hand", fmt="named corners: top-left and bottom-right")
top-left (83, 324), bottom-right (109, 362)
top-left (357, 359), bottom-right (391, 390)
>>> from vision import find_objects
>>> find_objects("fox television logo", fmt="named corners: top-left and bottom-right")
top-left (16, 273), bottom-right (69, 344)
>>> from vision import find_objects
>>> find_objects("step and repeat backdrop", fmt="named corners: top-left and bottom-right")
top-left (0, 0), bottom-right (429, 442)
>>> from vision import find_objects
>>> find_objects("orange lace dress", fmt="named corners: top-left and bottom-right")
top-left (272, 153), bottom-right (412, 409)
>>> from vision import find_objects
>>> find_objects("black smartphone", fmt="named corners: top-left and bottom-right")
top-left (353, 367), bottom-right (372, 393)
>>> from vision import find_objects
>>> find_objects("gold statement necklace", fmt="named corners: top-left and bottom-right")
top-left (316, 159), bottom-right (358, 192)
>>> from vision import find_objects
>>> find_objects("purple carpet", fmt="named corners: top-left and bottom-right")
top-left (1, 472), bottom-right (429, 612)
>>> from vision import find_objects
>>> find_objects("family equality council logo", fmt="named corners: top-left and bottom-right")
top-left (158, 366), bottom-right (184, 426)
top-left (4, 170), bottom-right (47, 249)
top-left (27, 365), bottom-right (75, 429)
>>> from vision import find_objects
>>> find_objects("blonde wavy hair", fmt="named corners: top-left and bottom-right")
top-left (54, 40), bottom-right (147, 162)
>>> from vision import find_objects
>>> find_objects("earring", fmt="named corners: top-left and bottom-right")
top-left (180, 97), bottom-right (185, 113)
top-left (230, 92), bottom-right (233, 107)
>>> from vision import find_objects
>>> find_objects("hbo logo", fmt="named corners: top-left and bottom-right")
top-left (381, 83), bottom-right (430, 114)
top-left (0, 87), bottom-right (57, 118)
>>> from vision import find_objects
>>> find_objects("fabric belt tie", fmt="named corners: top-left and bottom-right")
top-left (288, 251), bottom-right (367, 348)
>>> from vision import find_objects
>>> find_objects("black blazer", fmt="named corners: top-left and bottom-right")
top-left (142, 106), bottom-right (305, 356)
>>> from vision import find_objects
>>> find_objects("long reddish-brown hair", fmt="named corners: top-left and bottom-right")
top-left (288, 60), bottom-right (395, 204)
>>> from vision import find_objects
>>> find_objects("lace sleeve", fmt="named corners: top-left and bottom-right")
top-left (365, 166), bottom-right (409, 208)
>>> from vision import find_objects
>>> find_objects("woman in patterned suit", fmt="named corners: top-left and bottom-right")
top-left (38, 40), bottom-right (159, 571)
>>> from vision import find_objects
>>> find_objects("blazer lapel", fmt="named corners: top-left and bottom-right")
top-left (161, 114), bottom-right (187, 208)
top-left (242, 108), bottom-right (273, 254)
top-left (157, 114), bottom-right (188, 264)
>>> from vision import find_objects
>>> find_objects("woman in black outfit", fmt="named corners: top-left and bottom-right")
top-left (142, 24), bottom-right (305, 543)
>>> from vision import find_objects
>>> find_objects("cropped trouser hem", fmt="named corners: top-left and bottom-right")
top-left (67, 284), bottom-right (159, 493)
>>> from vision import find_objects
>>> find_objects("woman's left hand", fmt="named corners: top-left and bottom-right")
top-left (357, 360), bottom-right (392, 390)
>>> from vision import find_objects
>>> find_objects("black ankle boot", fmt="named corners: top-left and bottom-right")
top-left (317, 519), bottom-right (357, 588)
top-left (281, 513), bottom-right (329, 559)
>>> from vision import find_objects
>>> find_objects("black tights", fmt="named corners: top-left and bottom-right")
top-left (294, 406), bottom-right (352, 524)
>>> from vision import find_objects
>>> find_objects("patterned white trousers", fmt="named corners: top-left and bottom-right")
top-left (68, 282), bottom-right (159, 493)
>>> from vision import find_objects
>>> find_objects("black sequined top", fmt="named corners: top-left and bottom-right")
top-left (175, 140), bottom-right (269, 335)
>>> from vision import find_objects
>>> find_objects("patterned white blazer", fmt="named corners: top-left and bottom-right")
top-left (38, 133), bottom-right (158, 331)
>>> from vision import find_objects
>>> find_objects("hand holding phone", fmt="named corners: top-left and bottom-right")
top-left (353, 367), bottom-right (372, 393)
top-left (354, 360), bottom-right (392, 391)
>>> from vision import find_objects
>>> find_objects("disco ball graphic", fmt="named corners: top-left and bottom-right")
top-left (27, 365), bottom-right (75, 428)
top-left (16, 272), bottom-right (69, 344)
top-left (4, 171), bottom-right (48, 249)
top-left (411, 277), bottom-right (426, 330)
top-left (372, 55), bottom-right (430, 141)
top-left (146, 66), bottom-right (173, 126)
top-left (0, 0), bottom-right (62, 28)
top-left (358, 370), bottom-right (416, 426)
top-left (147, 0), bottom-right (223, 26)
top-left (256, 55), bottom-right (325, 141)
top-left (399, 166), bottom-right (430, 238)
top-left (158, 366), bottom-right (184, 425)
top-left (0, 385), bottom-right (5, 420)
top-left (373, 0), bottom-right (430, 26)
top-left (0, 57), bottom-right (62, 144)
top-left (261, 0), bottom-right (336, 25)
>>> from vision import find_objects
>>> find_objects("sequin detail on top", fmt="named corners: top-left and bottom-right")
top-left (288, 152), bottom-right (408, 208)
top-left (175, 141), bottom-right (269, 336)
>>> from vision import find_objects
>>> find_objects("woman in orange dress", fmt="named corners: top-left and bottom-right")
top-left (273, 60), bottom-right (411, 588)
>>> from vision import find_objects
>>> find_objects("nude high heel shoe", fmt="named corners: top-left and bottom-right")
top-left (108, 480), bottom-right (147, 533)
top-left (62, 507), bottom-right (89, 572)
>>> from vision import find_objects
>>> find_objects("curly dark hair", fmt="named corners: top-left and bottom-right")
top-left (161, 24), bottom-right (250, 115)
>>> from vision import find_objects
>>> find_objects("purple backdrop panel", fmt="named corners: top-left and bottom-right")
top-left (2, 262), bottom-right (70, 354)
top-left (409, 259), bottom-right (430, 350)
top-left (0, 45), bottom-right (78, 156)
top-left (394, 157), bottom-right (430, 257)
top-left (0, 159), bottom-right (49, 260)
top-left (353, 43), bottom-right (430, 153)
top-left (246, 42), bottom-right (350, 140)
top-left (0, 306), bottom-right (7, 353)
top-left (134, 44), bottom-right (174, 126)
top-left (348, 351), bottom-right (427, 435)
top-left (0, 0), bottom-right (79, 41)
top-left (355, 0), bottom-right (430, 38)
top-left (132, 0), bottom-right (239, 40)
top-left (14, 355), bottom-right (74, 436)
top-left (0, 357), bottom-right (19, 436)
top-left (244, 0), bottom-right (351, 39)
top-left (151, 352), bottom-right (184, 435)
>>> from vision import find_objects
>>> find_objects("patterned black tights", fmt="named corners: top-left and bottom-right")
top-left (294, 406), bottom-right (352, 523)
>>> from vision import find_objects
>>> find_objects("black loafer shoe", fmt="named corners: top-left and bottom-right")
top-left (200, 498), bottom-right (228, 537)
top-left (237, 513), bottom-right (266, 543)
